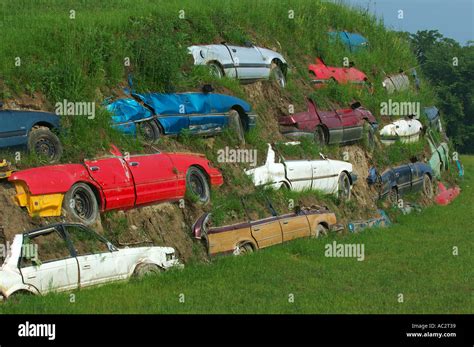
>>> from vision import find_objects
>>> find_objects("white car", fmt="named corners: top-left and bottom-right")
top-left (188, 42), bottom-right (288, 87)
top-left (245, 143), bottom-right (357, 200)
top-left (379, 118), bottom-right (423, 145)
top-left (382, 73), bottom-right (410, 93)
top-left (0, 223), bottom-right (181, 300)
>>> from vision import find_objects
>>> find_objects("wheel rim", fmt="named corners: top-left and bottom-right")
top-left (272, 68), bottom-right (285, 87)
top-left (315, 128), bottom-right (325, 145)
top-left (316, 224), bottom-right (328, 237)
top-left (389, 188), bottom-right (398, 204)
top-left (423, 176), bottom-right (433, 198)
top-left (34, 137), bottom-right (56, 159)
top-left (72, 189), bottom-right (94, 220)
top-left (239, 244), bottom-right (252, 254)
top-left (190, 173), bottom-right (205, 199)
top-left (139, 123), bottom-right (154, 142)
top-left (339, 175), bottom-right (350, 199)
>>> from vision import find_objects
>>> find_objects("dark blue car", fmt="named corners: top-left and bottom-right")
top-left (367, 162), bottom-right (434, 203)
top-left (328, 31), bottom-right (369, 52)
top-left (105, 91), bottom-right (257, 143)
top-left (0, 102), bottom-right (62, 162)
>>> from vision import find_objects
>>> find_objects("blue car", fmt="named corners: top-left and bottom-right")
top-left (0, 102), bottom-right (62, 162)
top-left (328, 31), bottom-right (368, 52)
top-left (367, 162), bottom-right (434, 203)
top-left (105, 90), bottom-right (257, 143)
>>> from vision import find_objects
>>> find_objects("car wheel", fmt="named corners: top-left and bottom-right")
top-left (63, 183), bottom-right (99, 225)
top-left (388, 187), bottom-right (398, 205)
top-left (237, 243), bottom-right (254, 255)
top-left (270, 62), bottom-right (286, 88)
top-left (228, 109), bottom-right (245, 144)
top-left (314, 223), bottom-right (329, 238)
top-left (337, 172), bottom-right (351, 201)
top-left (207, 62), bottom-right (224, 78)
top-left (134, 263), bottom-right (162, 279)
top-left (422, 174), bottom-right (433, 199)
top-left (28, 126), bottom-right (63, 163)
top-left (137, 120), bottom-right (161, 144)
top-left (186, 166), bottom-right (211, 204)
top-left (364, 122), bottom-right (375, 150)
top-left (314, 126), bottom-right (327, 147)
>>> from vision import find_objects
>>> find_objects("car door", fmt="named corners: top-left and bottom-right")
top-left (0, 111), bottom-right (29, 148)
top-left (186, 93), bottom-right (226, 135)
top-left (394, 164), bottom-right (412, 194)
top-left (311, 159), bottom-right (338, 194)
top-left (338, 110), bottom-right (363, 142)
top-left (250, 216), bottom-right (283, 248)
top-left (279, 213), bottom-right (311, 242)
top-left (409, 163), bottom-right (424, 191)
top-left (19, 227), bottom-right (79, 294)
top-left (125, 153), bottom-right (178, 205)
top-left (226, 44), bottom-right (268, 79)
top-left (84, 157), bottom-right (136, 210)
top-left (285, 160), bottom-right (313, 191)
top-left (64, 225), bottom-right (124, 288)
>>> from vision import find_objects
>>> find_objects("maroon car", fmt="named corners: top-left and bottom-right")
top-left (279, 99), bottom-right (378, 147)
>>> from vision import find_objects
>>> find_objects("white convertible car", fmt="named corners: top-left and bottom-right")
top-left (379, 118), bottom-right (423, 145)
top-left (245, 143), bottom-right (357, 200)
top-left (188, 42), bottom-right (288, 87)
top-left (0, 223), bottom-right (181, 300)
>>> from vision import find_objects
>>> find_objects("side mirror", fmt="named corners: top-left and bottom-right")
top-left (202, 84), bottom-right (214, 94)
top-left (350, 101), bottom-right (361, 110)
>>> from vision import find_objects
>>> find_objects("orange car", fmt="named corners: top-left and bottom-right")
top-left (193, 205), bottom-right (339, 256)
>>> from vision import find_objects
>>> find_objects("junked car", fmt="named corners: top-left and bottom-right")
top-left (0, 102), bottom-right (63, 162)
top-left (193, 204), bottom-right (338, 256)
top-left (105, 88), bottom-right (257, 143)
top-left (245, 143), bottom-right (357, 201)
top-left (328, 31), bottom-right (369, 52)
top-left (188, 42), bottom-right (288, 87)
top-left (379, 117), bottom-right (423, 145)
top-left (9, 146), bottom-right (223, 225)
top-left (367, 162), bottom-right (434, 203)
top-left (0, 223), bottom-right (180, 300)
top-left (424, 106), bottom-right (442, 131)
top-left (382, 72), bottom-right (410, 93)
top-left (278, 99), bottom-right (378, 148)
top-left (427, 130), bottom-right (449, 178)
top-left (308, 58), bottom-right (368, 87)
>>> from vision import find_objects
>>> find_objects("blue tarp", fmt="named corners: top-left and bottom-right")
top-left (328, 31), bottom-right (368, 52)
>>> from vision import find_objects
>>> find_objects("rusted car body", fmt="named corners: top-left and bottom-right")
top-left (193, 206), bottom-right (338, 256)
top-left (382, 73), bottom-right (410, 93)
top-left (435, 182), bottom-right (460, 206)
top-left (278, 99), bottom-right (377, 146)
top-left (0, 223), bottom-right (180, 300)
top-left (427, 130), bottom-right (449, 178)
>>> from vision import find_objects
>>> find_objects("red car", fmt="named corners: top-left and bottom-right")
top-left (279, 99), bottom-right (378, 147)
top-left (9, 146), bottom-right (223, 225)
top-left (308, 58), bottom-right (368, 87)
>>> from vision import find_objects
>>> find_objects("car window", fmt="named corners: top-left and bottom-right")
top-left (65, 225), bottom-right (110, 256)
top-left (20, 229), bottom-right (71, 268)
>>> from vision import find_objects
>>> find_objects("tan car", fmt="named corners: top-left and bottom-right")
top-left (193, 206), bottom-right (339, 256)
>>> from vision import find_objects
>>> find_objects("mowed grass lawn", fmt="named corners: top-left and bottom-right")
top-left (1, 157), bottom-right (473, 314)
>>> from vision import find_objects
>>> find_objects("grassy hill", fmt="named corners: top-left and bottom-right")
top-left (0, 0), bottom-right (468, 312)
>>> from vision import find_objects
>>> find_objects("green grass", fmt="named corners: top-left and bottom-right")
top-left (2, 156), bottom-right (472, 314)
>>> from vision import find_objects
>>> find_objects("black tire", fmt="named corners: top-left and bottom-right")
top-left (388, 187), bottom-right (398, 205)
top-left (364, 122), bottom-right (375, 151)
top-left (207, 62), bottom-right (224, 78)
top-left (133, 263), bottom-right (162, 279)
top-left (314, 125), bottom-right (327, 147)
top-left (186, 166), bottom-right (211, 204)
top-left (314, 223), bottom-right (329, 238)
top-left (237, 242), bottom-right (254, 255)
top-left (337, 172), bottom-right (351, 201)
top-left (28, 127), bottom-right (63, 163)
top-left (137, 120), bottom-right (161, 144)
top-left (422, 174), bottom-right (433, 199)
top-left (63, 183), bottom-right (99, 225)
top-left (270, 62), bottom-right (286, 88)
